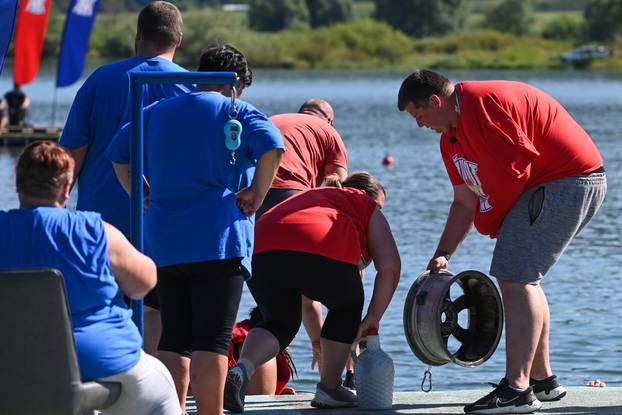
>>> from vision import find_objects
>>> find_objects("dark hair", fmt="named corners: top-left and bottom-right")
top-left (136, 1), bottom-right (182, 50)
top-left (197, 44), bottom-right (253, 88)
top-left (16, 141), bottom-right (74, 200)
top-left (397, 69), bottom-right (452, 111)
top-left (325, 171), bottom-right (386, 200)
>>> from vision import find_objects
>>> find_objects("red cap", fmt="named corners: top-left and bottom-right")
top-left (367, 327), bottom-right (379, 336)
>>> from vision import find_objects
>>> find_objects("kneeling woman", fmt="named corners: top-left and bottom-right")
top-left (0, 142), bottom-right (180, 414)
top-left (225, 172), bottom-right (401, 411)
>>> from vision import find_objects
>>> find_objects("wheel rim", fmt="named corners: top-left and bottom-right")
top-left (403, 270), bottom-right (503, 367)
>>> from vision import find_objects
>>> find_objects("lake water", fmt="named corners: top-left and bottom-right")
top-left (1, 66), bottom-right (621, 392)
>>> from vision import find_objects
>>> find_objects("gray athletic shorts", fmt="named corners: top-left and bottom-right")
top-left (490, 171), bottom-right (607, 284)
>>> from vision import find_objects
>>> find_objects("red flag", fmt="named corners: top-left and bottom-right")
top-left (13, 0), bottom-right (52, 85)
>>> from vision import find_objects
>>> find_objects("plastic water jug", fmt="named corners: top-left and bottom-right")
top-left (352, 327), bottom-right (394, 410)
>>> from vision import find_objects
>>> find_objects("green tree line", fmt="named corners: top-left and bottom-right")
top-left (30, 0), bottom-right (622, 70)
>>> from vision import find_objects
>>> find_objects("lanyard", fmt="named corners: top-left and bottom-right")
top-left (224, 86), bottom-right (242, 165)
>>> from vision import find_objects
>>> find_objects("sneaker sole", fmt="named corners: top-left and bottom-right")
top-left (535, 387), bottom-right (567, 401)
top-left (223, 371), bottom-right (244, 413)
top-left (467, 400), bottom-right (542, 414)
top-left (310, 400), bottom-right (357, 409)
top-left (310, 388), bottom-right (357, 409)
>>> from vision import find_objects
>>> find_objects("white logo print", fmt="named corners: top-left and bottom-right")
top-left (452, 155), bottom-right (492, 212)
top-left (72, 0), bottom-right (97, 17)
top-left (497, 395), bottom-right (520, 405)
top-left (26, 0), bottom-right (47, 14)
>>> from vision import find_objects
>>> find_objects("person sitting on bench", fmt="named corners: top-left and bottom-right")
top-left (0, 141), bottom-right (181, 415)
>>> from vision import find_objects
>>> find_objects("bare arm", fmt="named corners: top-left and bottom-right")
top-left (358, 208), bottom-right (401, 337)
top-left (301, 296), bottom-right (323, 370)
top-left (0, 100), bottom-right (6, 128)
top-left (104, 221), bottom-right (156, 299)
top-left (112, 162), bottom-right (132, 195)
top-left (67, 145), bottom-right (89, 181)
top-left (427, 184), bottom-right (478, 273)
top-left (236, 149), bottom-right (283, 216)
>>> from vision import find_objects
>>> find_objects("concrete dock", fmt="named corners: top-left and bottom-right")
top-left (186, 387), bottom-right (621, 414)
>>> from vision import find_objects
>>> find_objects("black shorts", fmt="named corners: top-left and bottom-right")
top-left (157, 258), bottom-right (245, 356)
top-left (143, 285), bottom-right (159, 310)
top-left (249, 250), bottom-right (364, 350)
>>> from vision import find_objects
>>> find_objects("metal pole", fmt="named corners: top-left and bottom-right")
top-left (129, 73), bottom-right (144, 338)
top-left (51, 87), bottom-right (58, 127)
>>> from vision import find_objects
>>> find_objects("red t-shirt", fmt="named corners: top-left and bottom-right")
top-left (441, 81), bottom-right (603, 238)
top-left (269, 113), bottom-right (348, 190)
top-left (254, 187), bottom-right (378, 264)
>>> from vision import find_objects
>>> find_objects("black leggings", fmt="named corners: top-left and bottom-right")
top-left (248, 251), bottom-right (364, 351)
top-left (255, 188), bottom-right (301, 219)
top-left (157, 259), bottom-right (244, 356)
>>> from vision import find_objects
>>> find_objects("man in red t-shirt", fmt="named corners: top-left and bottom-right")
top-left (256, 98), bottom-right (348, 218)
top-left (398, 70), bottom-right (607, 415)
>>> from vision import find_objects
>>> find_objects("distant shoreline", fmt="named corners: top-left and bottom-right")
top-left (5, 7), bottom-right (620, 72)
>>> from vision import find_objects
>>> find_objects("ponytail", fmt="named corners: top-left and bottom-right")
top-left (323, 173), bottom-right (343, 188)
top-left (342, 171), bottom-right (385, 200)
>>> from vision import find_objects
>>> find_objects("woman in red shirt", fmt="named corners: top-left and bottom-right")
top-left (224, 172), bottom-right (401, 411)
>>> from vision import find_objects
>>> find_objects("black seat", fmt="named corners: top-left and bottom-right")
top-left (0, 268), bottom-right (121, 415)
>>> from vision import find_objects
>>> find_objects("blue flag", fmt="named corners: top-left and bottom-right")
top-left (0, 0), bottom-right (18, 78)
top-left (56, 0), bottom-right (100, 87)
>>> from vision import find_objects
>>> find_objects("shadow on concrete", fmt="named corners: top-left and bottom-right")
top-left (242, 402), bottom-right (465, 414)
top-left (540, 406), bottom-right (622, 414)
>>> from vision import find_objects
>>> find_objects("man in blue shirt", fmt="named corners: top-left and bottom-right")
top-left (60, 1), bottom-right (191, 356)
top-left (60, 1), bottom-right (191, 239)
top-left (106, 44), bottom-right (284, 415)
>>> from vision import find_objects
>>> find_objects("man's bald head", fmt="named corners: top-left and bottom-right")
top-left (298, 98), bottom-right (334, 126)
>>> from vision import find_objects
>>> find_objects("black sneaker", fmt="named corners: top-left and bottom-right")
top-left (343, 369), bottom-right (356, 390)
top-left (224, 364), bottom-right (249, 413)
top-left (464, 379), bottom-right (542, 414)
top-left (310, 382), bottom-right (358, 408)
top-left (530, 375), bottom-right (567, 401)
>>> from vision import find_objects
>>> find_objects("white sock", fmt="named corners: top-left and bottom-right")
top-left (237, 358), bottom-right (256, 378)
top-left (509, 385), bottom-right (527, 393)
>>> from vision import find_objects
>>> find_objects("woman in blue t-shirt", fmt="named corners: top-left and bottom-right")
top-left (0, 141), bottom-right (181, 415)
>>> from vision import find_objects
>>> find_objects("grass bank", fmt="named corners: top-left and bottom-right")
top-left (37, 9), bottom-right (622, 71)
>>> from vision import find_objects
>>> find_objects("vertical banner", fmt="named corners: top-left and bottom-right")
top-left (13, 0), bottom-right (52, 85)
top-left (0, 0), bottom-right (18, 77)
top-left (56, 0), bottom-right (100, 87)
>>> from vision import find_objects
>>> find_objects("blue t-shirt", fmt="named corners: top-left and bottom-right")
top-left (60, 57), bottom-right (192, 237)
top-left (0, 207), bottom-right (142, 381)
top-left (106, 92), bottom-right (284, 276)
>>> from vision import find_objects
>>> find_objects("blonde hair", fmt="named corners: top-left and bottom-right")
top-left (324, 173), bottom-right (343, 188)
top-left (324, 171), bottom-right (385, 200)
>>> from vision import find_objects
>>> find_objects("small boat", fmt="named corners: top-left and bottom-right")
top-left (0, 126), bottom-right (62, 146)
